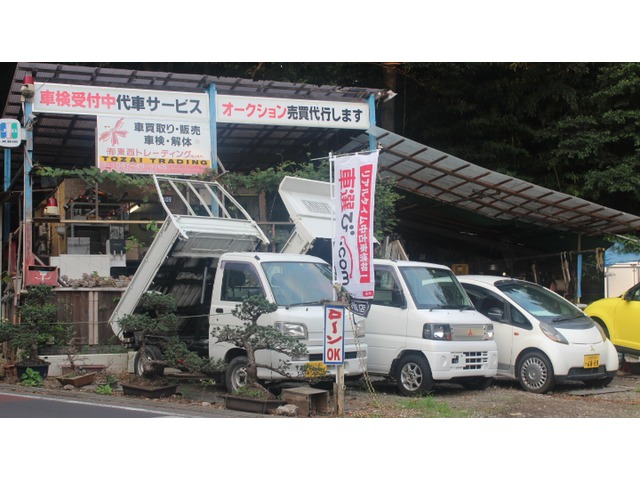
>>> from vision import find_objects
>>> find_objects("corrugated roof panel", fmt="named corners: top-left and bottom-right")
top-left (339, 126), bottom-right (640, 237)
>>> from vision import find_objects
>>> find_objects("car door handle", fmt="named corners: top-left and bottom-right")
top-left (215, 308), bottom-right (223, 313)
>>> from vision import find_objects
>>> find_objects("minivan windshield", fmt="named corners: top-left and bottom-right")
top-left (496, 280), bottom-right (587, 324)
top-left (400, 266), bottom-right (474, 310)
top-left (263, 261), bottom-right (334, 306)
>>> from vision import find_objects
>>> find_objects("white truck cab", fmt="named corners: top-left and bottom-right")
top-left (209, 251), bottom-right (366, 391)
top-left (279, 176), bottom-right (498, 395)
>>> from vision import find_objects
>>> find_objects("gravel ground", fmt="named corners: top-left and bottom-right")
top-left (342, 370), bottom-right (640, 418)
top-left (2, 368), bottom-right (640, 418)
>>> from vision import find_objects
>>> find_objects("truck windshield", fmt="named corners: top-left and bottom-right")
top-left (400, 266), bottom-right (474, 310)
top-left (263, 261), bottom-right (334, 306)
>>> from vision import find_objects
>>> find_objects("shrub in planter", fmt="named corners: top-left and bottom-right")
top-left (117, 291), bottom-right (222, 395)
top-left (118, 291), bottom-right (180, 381)
top-left (212, 295), bottom-right (307, 399)
top-left (3, 285), bottom-right (70, 377)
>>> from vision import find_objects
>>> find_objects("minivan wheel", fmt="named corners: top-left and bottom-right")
top-left (225, 356), bottom-right (249, 393)
top-left (395, 354), bottom-right (434, 396)
top-left (517, 351), bottom-right (555, 394)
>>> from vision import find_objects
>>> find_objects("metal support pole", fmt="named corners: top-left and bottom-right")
top-left (22, 74), bottom-right (35, 292)
top-left (4, 148), bottom-right (10, 240)
top-left (368, 94), bottom-right (377, 151)
top-left (208, 83), bottom-right (219, 216)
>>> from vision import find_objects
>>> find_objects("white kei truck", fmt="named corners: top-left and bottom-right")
top-left (108, 176), bottom-right (367, 393)
top-left (278, 176), bottom-right (498, 396)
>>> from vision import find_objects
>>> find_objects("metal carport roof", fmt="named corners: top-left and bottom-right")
top-left (339, 127), bottom-right (640, 261)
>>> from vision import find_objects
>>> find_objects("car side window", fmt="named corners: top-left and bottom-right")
top-left (463, 283), bottom-right (533, 329)
top-left (630, 287), bottom-right (640, 301)
top-left (509, 306), bottom-right (533, 329)
top-left (463, 285), bottom-right (505, 320)
top-left (371, 267), bottom-right (404, 308)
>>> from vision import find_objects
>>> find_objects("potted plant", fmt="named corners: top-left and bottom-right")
top-left (4, 285), bottom-right (69, 379)
top-left (117, 291), bottom-right (215, 398)
top-left (56, 338), bottom-right (98, 388)
top-left (212, 295), bottom-right (307, 413)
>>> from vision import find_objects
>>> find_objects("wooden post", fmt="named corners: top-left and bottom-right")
top-left (335, 364), bottom-right (345, 416)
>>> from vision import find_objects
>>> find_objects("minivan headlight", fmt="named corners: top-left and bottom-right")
top-left (353, 319), bottom-right (365, 338)
top-left (423, 324), bottom-right (452, 341)
top-left (539, 322), bottom-right (568, 344)
top-left (274, 321), bottom-right (308, 340)
top-left (483, 323), bottom-right (494, 340)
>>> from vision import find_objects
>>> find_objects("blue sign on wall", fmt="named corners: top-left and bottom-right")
top-left (0, 119), bottom-right (21, 148)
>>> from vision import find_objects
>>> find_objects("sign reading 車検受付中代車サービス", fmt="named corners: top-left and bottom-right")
top-left (33, 83), bottom-right (209, 120)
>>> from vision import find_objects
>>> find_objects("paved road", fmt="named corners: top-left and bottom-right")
top-left (0, 383), bottom-right (267, 418)
top-left (0, 391), bottom-right (198, 417)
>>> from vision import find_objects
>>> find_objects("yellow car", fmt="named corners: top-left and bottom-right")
top-left (584, 282), bottom-right (640, 356)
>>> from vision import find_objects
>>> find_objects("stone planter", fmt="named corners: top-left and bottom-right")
top-left (223, 395), bottom-right (285, 414)
top-left (121, 382), bottom-right (178, 399)
top-left (57, 372), bottom-right (97, 388)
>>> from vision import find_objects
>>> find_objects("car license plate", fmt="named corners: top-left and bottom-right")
top-left (584, 354), bottom-right (600, 368)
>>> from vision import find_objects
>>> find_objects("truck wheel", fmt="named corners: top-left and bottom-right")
top-left (517, 351), bottom-right (555, 394)
top-left (225, 356), bottom-right (249, 394)
top-left (395, 354), bottom-right (434, 396)
top-left (134, 345), bottom-right (162, 376)
top-left (459, 377), bottom-right (493, 390)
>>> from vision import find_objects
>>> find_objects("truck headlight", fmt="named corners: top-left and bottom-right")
top-left (274, 321), bottom-right (308, 340)
top-left (423, 324), bottom-right (452, 341)
top-left (539, 322), bottom-right (568, 344)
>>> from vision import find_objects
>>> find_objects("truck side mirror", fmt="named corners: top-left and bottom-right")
top-left (486, 306), bottom-right (504, 322)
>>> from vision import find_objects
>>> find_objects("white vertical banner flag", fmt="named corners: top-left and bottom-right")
top-left (332, 150), bottom-right (379, 299)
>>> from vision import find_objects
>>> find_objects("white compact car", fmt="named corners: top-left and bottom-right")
top-left (458, 275), bottom-right (619, 394)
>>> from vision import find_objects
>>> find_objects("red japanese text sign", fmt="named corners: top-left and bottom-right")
top-left (332, 151), bottom-right (378, 300)
top-left (323, 305), bottom-right (345, 365)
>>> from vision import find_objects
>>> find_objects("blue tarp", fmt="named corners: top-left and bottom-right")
top-left (605, 243), bottom-right (640, 267)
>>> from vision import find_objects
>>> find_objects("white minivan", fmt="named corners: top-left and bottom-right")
top-left (459, 275), bottom-right (619, 394)
top-left (366, 260), bottom-right (499, 396)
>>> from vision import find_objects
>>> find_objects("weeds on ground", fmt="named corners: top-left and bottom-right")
top-left (20, 368), bottom-right (44, 387)
top-left (397, 396), bottom-right (471, 418)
